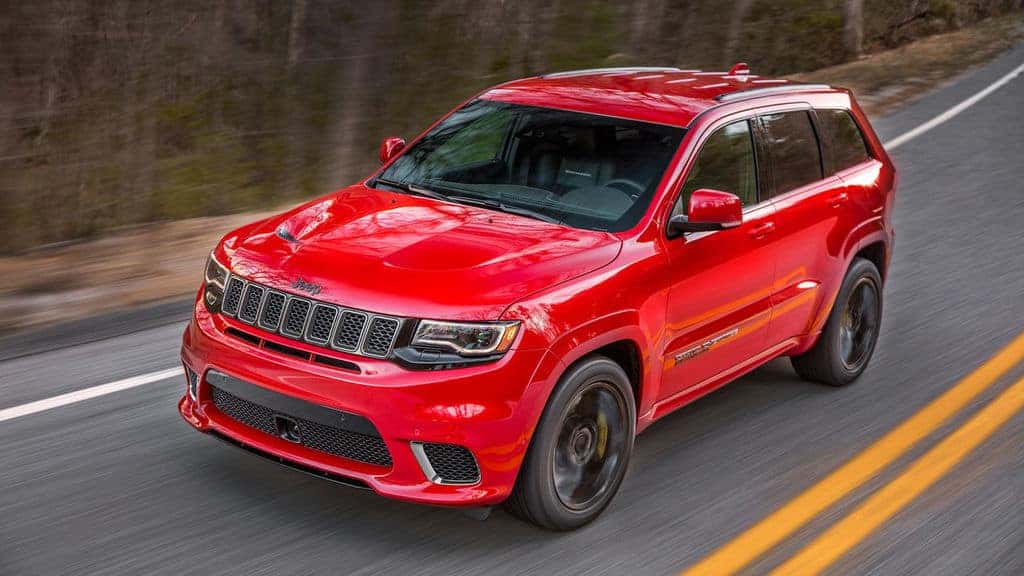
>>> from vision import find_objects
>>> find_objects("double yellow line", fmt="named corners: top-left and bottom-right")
top-left (682, 330), bottom-right (1024, 576)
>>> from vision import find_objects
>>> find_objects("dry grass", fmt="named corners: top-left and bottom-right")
top-left (1, 13), bottom-right (1023, 334)
top-left (0, 211), bottom-right (274, 332)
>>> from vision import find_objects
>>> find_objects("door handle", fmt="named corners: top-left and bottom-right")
top-left (828, 192), bottom-right (849, 208)
top-left (748, 221), bottom-right (775, 239)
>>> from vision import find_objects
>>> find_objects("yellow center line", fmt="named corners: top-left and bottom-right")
top-left (681, 329), bottom-right (1024, 576)
top-left (771, 373), bottom-right (1024, 575)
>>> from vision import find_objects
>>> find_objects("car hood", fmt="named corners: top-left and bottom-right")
top-left (220, 184), bottom-right (622, 320)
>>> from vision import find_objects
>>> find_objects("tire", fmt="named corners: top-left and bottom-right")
top-left (792, 258), bottom-right (883, 386)
top-left (505, 356), bottom-right (636, 530)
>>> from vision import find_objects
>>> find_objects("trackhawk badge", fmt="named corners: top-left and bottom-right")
top-left (291, 277), bottom-right (322, 296)
top-left (675, 328), bottom-right (739, 365)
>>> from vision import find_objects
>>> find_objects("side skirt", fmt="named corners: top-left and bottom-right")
top-left (649, 338), bottom-right (800, 421)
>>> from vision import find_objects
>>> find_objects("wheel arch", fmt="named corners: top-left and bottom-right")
top-left (543, 311), bottom-right (654, 421)
top-left (854, 239), bottom-right (888, 283)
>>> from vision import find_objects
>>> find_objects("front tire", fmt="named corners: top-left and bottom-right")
top-left (792, 258), bottom-right (882, 386)
top-left (506, 356), bottom-right (636, 530)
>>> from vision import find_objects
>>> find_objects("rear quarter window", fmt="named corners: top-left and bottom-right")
top-left (817, 109), bottom-right (872, 173)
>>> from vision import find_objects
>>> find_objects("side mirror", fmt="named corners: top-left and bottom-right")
top-left (668, 188), bottom-right (743, 237)
top-left (379, 136), bottom-right (406, 165)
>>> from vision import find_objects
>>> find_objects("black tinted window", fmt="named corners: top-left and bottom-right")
top-left (675, 120), bottom-right (757, 216)
top-left (818, 109), bottom-right (871, 172)
top-left (760, 111), bottom-right (822, 197)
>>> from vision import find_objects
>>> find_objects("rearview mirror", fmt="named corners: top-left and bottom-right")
top-left (668, 188), bottom-right (743, 237)
top-left (379, 136), bottom-right (406, 165)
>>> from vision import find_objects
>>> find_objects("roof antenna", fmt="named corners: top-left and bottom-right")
top-left (728, 62), bottom-right (750, 76)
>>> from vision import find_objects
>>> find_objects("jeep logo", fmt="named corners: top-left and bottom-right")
top-left (291, 277), bottom-right (322, 296)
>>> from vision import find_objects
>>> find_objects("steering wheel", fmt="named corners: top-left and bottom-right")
top-left (603, 178), bottom-right (646, 199)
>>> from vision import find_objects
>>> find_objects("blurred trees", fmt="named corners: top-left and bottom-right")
top-left (0, 0), bottom-right (1020, 253)
top-left (844, 0), bottom-right (866, 56)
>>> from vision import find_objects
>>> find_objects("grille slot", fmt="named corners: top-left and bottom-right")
top-left (210, 383), bottom-right (392, 467)
top-left (222, 277), bottom-right (245, 316)
top-left (263, 339), bottom-right (311, 360)
top-left (281, 298), bottom-right (312, 338)
top-left (226, 327), bottom-right (261, 345)
top-left (363, 317), bottom-right (400, 357)
top-left (259, 291), bottom-right (287, 331)
top-left (238, 284), bottom-right (265, 324)
top-left (313, 354), bottom-right (360, 372)
top-left (305, 304), bottom-right (338, 344)
top-left (417, 443), bottom-right (480, 484)
top-left (332, 311), bottom-right (368, 351)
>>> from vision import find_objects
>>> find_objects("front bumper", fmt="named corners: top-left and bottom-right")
top-left (179, 299), bottom-right (560, 506)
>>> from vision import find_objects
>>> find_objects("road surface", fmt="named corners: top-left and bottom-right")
top-left (2, 45), bottom-right (1023, 575)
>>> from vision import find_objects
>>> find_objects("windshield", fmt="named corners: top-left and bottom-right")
top-left (374, 100), bottom-right (685, 232)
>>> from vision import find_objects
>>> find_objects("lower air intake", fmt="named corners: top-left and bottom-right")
top-left (207, 371), bottom-right (392, 467)
top-left (414, 442), bottom-right (481, 485)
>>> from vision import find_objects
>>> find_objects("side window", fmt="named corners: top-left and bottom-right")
top-left (673, 120), bottom-right (757, 216)
top-left (759, 111), bottom-right (823, 197)
top-left (817, 109), bottom-right (872, 173)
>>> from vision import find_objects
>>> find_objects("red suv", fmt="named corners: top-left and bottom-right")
top-left (180, 66), bottom-right (895, 530)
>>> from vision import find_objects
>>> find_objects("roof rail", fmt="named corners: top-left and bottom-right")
top-left (715, 84), bottom-right (831, 102)
top-left (542, 67), bottom-right (681, 79)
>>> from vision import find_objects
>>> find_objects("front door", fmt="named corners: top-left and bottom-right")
top-left (659, 119), bottom-right (777, 408)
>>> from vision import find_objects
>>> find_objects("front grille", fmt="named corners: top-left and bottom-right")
top-left (421, 443), bottom-right (480, 484)
top-left (219, 273), bottom-right (404, 360)
top-left (209, 380), bottom-right (392, 467)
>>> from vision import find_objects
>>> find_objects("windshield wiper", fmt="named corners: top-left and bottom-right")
top-left (446, 194), bottom-right (565, 226)
top-left (374, 177), bottom-right (448, 201)
top-left (378, 178), bottom-right (564, 225)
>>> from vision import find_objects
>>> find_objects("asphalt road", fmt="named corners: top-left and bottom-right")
top-left (2, 46), bottom-right (1024, 576)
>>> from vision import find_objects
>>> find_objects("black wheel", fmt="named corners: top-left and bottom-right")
top-left (792, 258), bottom-right (882, 386)
top-left (505, 356), bottom-right (636, 530)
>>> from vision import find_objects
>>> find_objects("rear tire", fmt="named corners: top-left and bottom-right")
top-left (505, 356), bottom-right (636, 530)
top-left (792, 258), bottom-right (882, 386)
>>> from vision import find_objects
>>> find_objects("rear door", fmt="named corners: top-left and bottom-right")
top-left (757, 109), bottom-right (846, 345)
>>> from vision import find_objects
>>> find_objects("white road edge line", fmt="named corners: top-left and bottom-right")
top-left (2, 61), bottom-right (1023, 424)
top-left (0, 367), bottom-right (182, 423)
top-left (884, 61), bottom-right (1024, 150)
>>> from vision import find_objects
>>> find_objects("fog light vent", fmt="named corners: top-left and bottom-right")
top-left (185, 367), bottom-right (200, 401)
top-left (411, 442), bottom-right (480, 485)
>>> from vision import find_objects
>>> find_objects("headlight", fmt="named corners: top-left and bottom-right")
top-left (203, 251), bottom-right (229, 313)
top-left (411, 320), bottom-right (520, 357)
